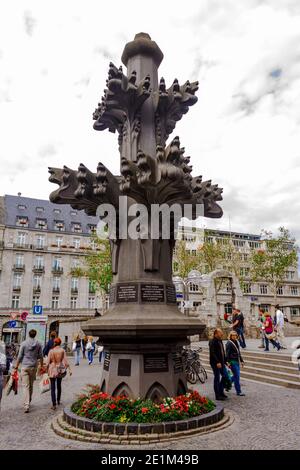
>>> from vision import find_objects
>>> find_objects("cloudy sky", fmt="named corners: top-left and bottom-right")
top-left (1, 0), bottom-right (300, 241)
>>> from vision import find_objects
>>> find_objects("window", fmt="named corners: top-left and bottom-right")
top-left (259, 304), bottom-right (270, 312)
top-left (260, 285), bottom-right (268, 294)
top-left (15, 253), bottom-right (24, 267)
top-left (89, 281), bottom-right (96, 293)
top-left (52, 276), bottom-right (61, 290)
top-left (16, 216), bottom-right (28, 227)
top-left (191, 250), bottom-right (197, 256)
top-left (32, 296), bottom-right (40, 307)
top-left (73, 238), bottom-right (81, 249)
top-left (286, 271), bottom-right (295, 280)
top-left (88, 296), bottom-right (95, 309)
top-left (243, 283), bottom-right (252, 294)
top-left (290, 307), bottom-right (300, 317)
top-left (88, 224), bottom-right (96, 234)
top-left (70, 210), bottom-right (77, 216)
top-left (189, 283), bottom-right (199, 292)
top-left (70, 297), bottom-right (77, 309)
top-left (224, 303), bottom-right (233, 314)
top-left (249, 241), bottom-right (261, 249)
top-left (11, 295), bottom-right (20, 309)
top-left (35, 235), bottom-right (45, 248)
top-left (291, 286), bottom-right (298, 296)
top-left (204, 237), bottom-right (213, 244)
top-left (33, 275), bottom-right (42, 288)
top-left (240, 267), bottom-right (250, 277)
top-left (18, 204), bottom-right (26, 210)
top-left (54, 220), bottom-right (65, 231)
top-left (36, 206), bottom-right (44, 213)
top-left (35, 255), bottom-right (44, 268)
top-left (16, 232), bottom-right (26, 246)
top-left (71, 258), bottom-right (80, 268)
top-left (71, 277), bottom-right (79, 291)
top-left (36, 218), bottom-right (47, 229)
top-left (51, 296), bottom-right (59, 309)
top-left (89, 238), bottom-right (97, 250)
top-left (13, 273), bottom-right (22, 288)
top-left (53, 208), bottom-right (61, 214)
top-left (71, 222), bottom-right (82, 233)
top-left (277, 286), bottom-right (283, 296)
top-left (53, 257), bottom-right (62, 269)
top-left (233, 240), bottom-right (245, 247)
top-left (56, 236), bottom-right (63, 247)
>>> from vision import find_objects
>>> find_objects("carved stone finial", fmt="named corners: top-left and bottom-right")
top-left (121, 32), bottom-right (164, 67)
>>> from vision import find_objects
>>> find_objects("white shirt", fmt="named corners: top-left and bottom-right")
top-left (276, 309), bottom-right (284, 328)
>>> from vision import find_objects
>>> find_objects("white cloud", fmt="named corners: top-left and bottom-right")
top-left (0, 0), bottom-right (300, 242)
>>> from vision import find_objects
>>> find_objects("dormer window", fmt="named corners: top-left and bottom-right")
top-left (36, 218), bottom-right (47, 230)
top-left (54, 220), bottom-right (65, 231)
top-left (53, 208), bottom-right (61, 215)
top-left (16, 216), bottom-right (28, 227)
top-left (71, 222), bottom-right (82, 233)
top-left (18, 204), bottom-right (26, 210)
top-left (36, 207), bottom-right (44, 213)
top-left (70, 210), bottom-right (77, 216)
top-left (88, 224), bottom-right (96, 233)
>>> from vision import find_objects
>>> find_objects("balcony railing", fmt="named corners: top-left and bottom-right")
top-left (33, 265), bottom-right (45, 273)
top-left (71, 287), bottom-right (78, 294)
top-left (13, 243), bottom-right (30, 249)
top-left (52, 266), bottom-right (63, 274)
top-left (13, 264), bottom-right (25, 271)
top-left (12, 286), bottom-right (21, 292)
top-left (34, 244), bottom-right (46, 250)
top-left (52, 287), bottom-right (60, 293)
top-left (33, 286), bottom-right (41, 293)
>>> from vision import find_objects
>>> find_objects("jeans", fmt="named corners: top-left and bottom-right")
top-left (50, 377), bottom-right (62, 406)
top-left (21, 366), bottom-right (37, 409)
top-left (99, 351), bottom-right (103, 363)
top-left (74, 347), bottom-right (80, 365)
top-left (229, 360), bottom-right (242, 394)
top-left (211, 365), bottom-right (227, 398)
top-left (235, 327), bottom-right (246, 348)
top-left (265, 336), bottom-right (281, 351)
top-left (88, 350), bottom-right (94, 364)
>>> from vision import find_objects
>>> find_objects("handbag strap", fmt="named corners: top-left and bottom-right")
top-left (229, 340), bottom-right (241, 361)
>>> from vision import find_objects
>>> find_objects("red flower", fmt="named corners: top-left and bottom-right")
top-left (141, 407), bottom-right (148, 413)
top-left (109, 403), bottom-right (117, 410)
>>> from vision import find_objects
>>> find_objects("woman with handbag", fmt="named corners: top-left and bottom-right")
top-left (46, 337), bottom-right (72, 410)
top-left (225, 331), bottom-right (245, 396)
top-left (263, 313), bottom-right (281, 352)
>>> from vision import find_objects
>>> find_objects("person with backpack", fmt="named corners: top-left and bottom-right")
top-left (46, 337), bottom-right (72, 410)
top-left (226, 331), bottom-right (245, 396)
top-left (43, 331), bottom-right (56, 357)
top-left (13, 329), bottom-right (43, 413)
top-left (263, 313), bottom-right (281, 351)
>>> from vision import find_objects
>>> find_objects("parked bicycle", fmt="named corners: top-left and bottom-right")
top-left (182, 346), bottom-right (208, 384)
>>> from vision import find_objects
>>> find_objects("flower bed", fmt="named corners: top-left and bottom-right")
top-left (71, 385), bottom-right (215, 424)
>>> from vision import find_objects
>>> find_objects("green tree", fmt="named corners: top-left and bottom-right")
top-left (71, 234), bottom-right (112, 313)
top-left (250, 227), bottom-right (298, 307)
top-left (173, 239), bottom-right (198, 279)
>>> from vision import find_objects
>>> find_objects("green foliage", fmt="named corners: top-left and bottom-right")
top-left (173, 240), bottom-right (198, 278)
top-left (250, 227), bottom-right (298, 300)
top-left (70, 234), bottom-right (112, 295)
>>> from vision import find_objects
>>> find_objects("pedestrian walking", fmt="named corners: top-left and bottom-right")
top-left (232, 308), bottom-right (246, 349)
top-left (73, 335), bottom-right (82, 366)
top-left (98, 344), bottom-right (104, 363)
top-left (263, 313), bottom-right (281, 351)
top-left (86, 336), bottom-right (96, 365)
top-left (0, 341), bottom-right (6, 411)
top-left (226, 331), bottom-right (245, 396)
top-left (275, 305), bottom-right (287, 349)
top-left (81, 335), bottom-right (88, 359)
top-left (209, 328), bottom-right (228, 401)
top-left (46, 337), bottom-right (72, 410)
top-left (43, 331), bottom-right (56, 357)
top-left (258, 308), bottom-right (266, 349)
top-left (13, 329), bottom-right (43, 413)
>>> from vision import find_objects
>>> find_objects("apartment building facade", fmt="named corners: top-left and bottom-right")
top-left (0, 194), bottom-right (102, 345)
top-left (175, 226), bottom-right (300, 324)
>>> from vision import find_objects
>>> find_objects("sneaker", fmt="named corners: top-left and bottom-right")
top-left (216, 396), bottom-right (227, 401)
top-left (24, 407), bottom-right (29, 413)
top-left (237, 393), bottom-right (245, 396)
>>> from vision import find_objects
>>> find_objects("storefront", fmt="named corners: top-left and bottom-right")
top-left (1, 321), bottom-right (25, 345)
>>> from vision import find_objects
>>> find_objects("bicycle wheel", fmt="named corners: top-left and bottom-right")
top-left (191, 361), bottom-right (207, 384)
top-left (185, 365), bottom-right (197, 384)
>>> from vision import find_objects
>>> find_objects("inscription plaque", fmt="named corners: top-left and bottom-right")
top-left (172, 352), bottom-right (183, 373)
top-left (103, 352), bottom-right (111, 371)
top-left (109, 285), bottom-right (116, 304)
top-left (116, 284), bottom-right (138, 303)
top-left (166, 284), bottom-right (177, 304)
top-left (141, 284), bottom-right (165, 303)
top-left (117, 359), bottom-right (132, 376)
top-left (144, 353), bottom-right (169, 373)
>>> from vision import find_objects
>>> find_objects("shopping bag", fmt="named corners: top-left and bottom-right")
top-left (5, 370), bottom-right (18, 396)
top-left (39, 373), bottom-right (50, 394)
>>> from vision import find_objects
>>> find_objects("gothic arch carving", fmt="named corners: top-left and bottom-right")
top-left (177, 379), bottom-right (187, 395)
top-left (100, 379), bottom-right (106, 392)
top-left (112, 382), bottom-right (133, 398)
top-left (146, 382), bottom-right (169, 402)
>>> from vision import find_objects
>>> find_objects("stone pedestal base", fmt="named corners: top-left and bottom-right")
top-left (99, 343), bottom-right (187, 399)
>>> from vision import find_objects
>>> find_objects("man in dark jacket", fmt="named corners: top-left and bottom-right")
top-left (43, 331), bottom-right (56, 357)
top-left (209, 328), bottom-right (228, 401)
top-left (232, 309), bottom-right (246, 349)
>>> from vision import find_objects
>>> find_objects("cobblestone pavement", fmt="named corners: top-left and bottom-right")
top-left (0, 357), bottom-right (299, 450)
